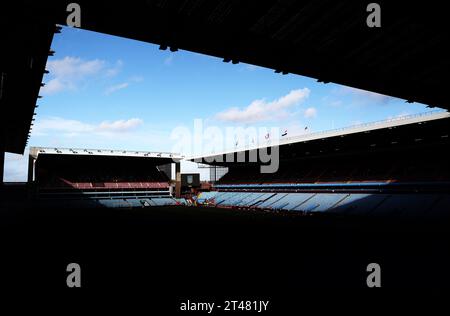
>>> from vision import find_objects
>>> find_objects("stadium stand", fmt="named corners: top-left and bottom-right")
top-left (27, 147), bottom-right (182, 208)
top-left (194, 112), bottom-right (450, 217)
top-left (196, 191), bottom-right (450, 217)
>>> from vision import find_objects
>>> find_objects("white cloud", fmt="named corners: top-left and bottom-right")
top-left (33, 117), bottom-right (93, 135)
top-left (41, 78), bottom-right (66, 94)
top-left (33, 117), bottom-right (144, 136)
top-left (105, 60), bottom-right (123, 77)
top-left (104, 76), bottom-right (143, 95)
top-left (41, 56), bottom-right (105, 95)
top-left (98, 118), bottom-right (143, 132)
top-left (40, 57), bottom-right (125, 95)
top-left (304, 107), bottom-right (317, 118)
top-left (216, 88), bottom-right (310, 123)
top-left (105, 82), bottom-right (129, 95)
top-left (46, 56), bottom-right (104, 78)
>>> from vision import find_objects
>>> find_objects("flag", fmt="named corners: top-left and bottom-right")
top-left (281, 129), bottom-right (288, 137)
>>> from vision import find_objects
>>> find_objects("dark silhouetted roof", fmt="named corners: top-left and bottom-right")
top-left (1, 1), bottom-right (449, 153)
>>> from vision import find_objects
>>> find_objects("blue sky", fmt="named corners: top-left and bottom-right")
top-left (4, 26), bottom-right (439, 181)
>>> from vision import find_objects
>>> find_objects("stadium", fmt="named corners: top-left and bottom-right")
top-left (1, 1), bottom-right (450, 294)
top-left (10, 111), bottom-right (449, 217)
top-left (194, 111), bottom-right (450, 216)
top-left (27, 147), bottom-right (183, 207)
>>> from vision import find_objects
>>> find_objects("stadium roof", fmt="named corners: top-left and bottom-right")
top-left (0, 7), bottom-right (54, 154)
top-left (30, 147), bottom-right (183, 163)
top-left (2, 1), bottom-right (449, 154)
top-left (190, 111), bottom-right (450, 166)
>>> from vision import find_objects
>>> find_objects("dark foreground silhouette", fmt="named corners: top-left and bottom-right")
top-left (1, 204), bottom-right (449, 310)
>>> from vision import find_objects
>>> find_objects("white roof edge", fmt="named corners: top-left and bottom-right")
top-left (188, 110), bottom-right (449, 160)
top-left (29, 146), bottom-right (184, 161)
